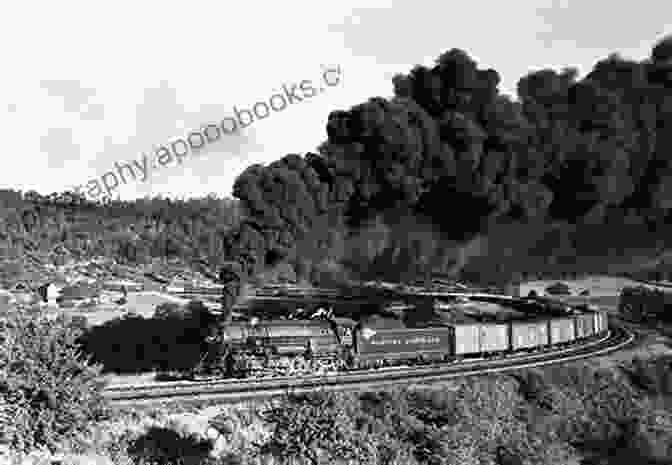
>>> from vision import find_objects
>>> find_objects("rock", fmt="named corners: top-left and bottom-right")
top-left (165, 413), bottom-right (211, 440)
top-left (209, 413), bottom-right (237, 437)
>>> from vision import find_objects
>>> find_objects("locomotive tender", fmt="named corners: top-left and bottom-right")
top-left (197, 294), bottom-right (609, 378)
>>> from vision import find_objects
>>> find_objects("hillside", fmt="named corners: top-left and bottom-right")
top-left (3, 37), bottom-right (672, 287)
top-left (0, 191), bottom-right (242, 286)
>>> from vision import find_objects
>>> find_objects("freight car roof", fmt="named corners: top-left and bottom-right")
top-left (247, 319), bottom-right (333, 326)
top-left (358, 314), bottom-right (406, 329)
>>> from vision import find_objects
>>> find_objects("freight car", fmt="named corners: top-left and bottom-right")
top-left (354, 327), bottom-right (454, 369)
top-left (347, 308), bottom-right (608, 369)
top-left (511, 320), bottom-right (549, 351)
top-left (549, 317), bottom-right (575, 345)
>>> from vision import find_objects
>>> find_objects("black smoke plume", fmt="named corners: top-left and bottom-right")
top-left (224, 37), bottom-right (672, 285)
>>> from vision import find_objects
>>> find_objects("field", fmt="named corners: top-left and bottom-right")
top-left (57, 291), bottom-right (191, 326)
top-left (520, 275), bottom-right (637, 298)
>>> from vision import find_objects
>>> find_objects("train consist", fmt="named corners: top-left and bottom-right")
top-left (194, 293), bottom-right (609, 379)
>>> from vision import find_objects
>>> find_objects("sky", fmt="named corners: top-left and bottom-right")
top-left (0, 0), bottom-right (670, 202)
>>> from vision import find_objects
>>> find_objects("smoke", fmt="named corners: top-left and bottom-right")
top-left (448, 235), bottom-right (488, 276)
top-left (222, 37), bottom-right (672, 285)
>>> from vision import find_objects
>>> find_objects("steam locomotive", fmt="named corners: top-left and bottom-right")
top-left (193, 268), bottom-right (609, 378)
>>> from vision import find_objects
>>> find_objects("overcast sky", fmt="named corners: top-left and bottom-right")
top-left (1, 0), bottom-right (670, 201)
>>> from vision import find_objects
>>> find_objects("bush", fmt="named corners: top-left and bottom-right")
top-left (258, 390), bottom-right (374, 465)
top-left (352, 381), bottom-right (580, 465)
top-left (127, 426), bottom-right (215, 465)
top-left (80, 301), bottom-right (217, 374)
top-left (153, 302), bottom-right (183, 319)
top-left (441, 377), bottom-right (578, 465)
top-left (621, 355), bottom-right (672, 396)
top-left (514, 363), bottom-right (672, 462)
top-left (0, 311), bottom-right (107, 453)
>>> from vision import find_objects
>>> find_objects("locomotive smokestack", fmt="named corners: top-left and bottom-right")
top-left (219, 260), bottom-right (247, 325)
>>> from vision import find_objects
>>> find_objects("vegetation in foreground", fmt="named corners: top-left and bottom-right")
top-left (0, 311), bottom-right (108, 454)
top-left (2, 308), bottom-right (672, 465)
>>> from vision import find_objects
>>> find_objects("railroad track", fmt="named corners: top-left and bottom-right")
top-left (104, 326), bottom-right (634, 405)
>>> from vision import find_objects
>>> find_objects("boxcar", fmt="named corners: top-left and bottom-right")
top-left (574, 313), bottom-right (595, 339)
top-left (478, 323), bottom-right (510, 353)
top-left (511, 320), bottom-right (549, 350)
top-left (549, 317), bottom-right (575, 344)
top-left (453, 324), bottom-right (482, 355)
top-left (593, 311), bottom-right (608, 334)
top-left (354, 326), bottom-right (453, 361)
top-left (592, 312), bottom-right (601, 335)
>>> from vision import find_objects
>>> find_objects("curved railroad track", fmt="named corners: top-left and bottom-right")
top-left (104, 325), bottom-right (634, 406)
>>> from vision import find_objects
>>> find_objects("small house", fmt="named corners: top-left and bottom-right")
top-left (545, 282), bottom-right (572, 296)
top-left (36, 282), bottom-right (61, 303)
top-left (10, 282), bottom-right (40, 305)
top-left (50, 245), bottom-right (75, 267)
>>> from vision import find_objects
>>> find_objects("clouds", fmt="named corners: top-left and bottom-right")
top-left (1, 1), bottom-right (670, 200)
top-left (69, 67), bottom-right (345, 202)
top-left (39, 128), bottom-right (81, 168)
top-left (40, 79), bottom-right (104, 120)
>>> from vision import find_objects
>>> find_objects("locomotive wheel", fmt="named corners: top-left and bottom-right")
top-left (288, 356), bottom-right (310, 376)
top-left (335, 358), bottom-right (348, 371)
top-left (312, 358), bottom-right (340, 375)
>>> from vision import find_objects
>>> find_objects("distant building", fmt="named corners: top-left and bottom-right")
top-left (10, 282), bottom-right (40, 305)
top-left (11, 282), bottom-right (32, 293)
top-left (503, 282), bottom-right (521, 297)
top-left (36, 282), bottom-right (61, 304)
top-left (50, 245), bottom-right (75, 267)
top-left (545, 282), bottom-right (572, 296)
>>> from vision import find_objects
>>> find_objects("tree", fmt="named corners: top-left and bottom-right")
top-left (153, 301), bottom-right (183, 319)
top-left (0, 312), bottom-right (107, 453)
top-left (259, 391), bottom-right (374, 465)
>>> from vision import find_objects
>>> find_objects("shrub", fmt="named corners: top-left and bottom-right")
top-left (355, 382), bottom-right (578, 465)
top-left (515, 362), bottom-right (672, 462)
top-left (621, 355), bottom-right (672, 397)
top-left (0, 311), bottom-right (107, 453)
top-left (78, 314), bottom-right (157, 372)
top-left (153, 302), bottom-right (183, 319)
top-left (127, 426), bottom-right (215, 465)
top-left (80, 301), bottom-right (217, 374)
top-left (258, 390), bottom-right (374, 465)
top-left (439, 377), bottom-right (579, 465)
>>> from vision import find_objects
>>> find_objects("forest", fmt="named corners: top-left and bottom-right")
top-left (2, 36), bottom-right (672, 285)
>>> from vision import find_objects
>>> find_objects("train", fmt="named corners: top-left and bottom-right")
top-left (193, 294), bottom-right (609, 379)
